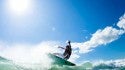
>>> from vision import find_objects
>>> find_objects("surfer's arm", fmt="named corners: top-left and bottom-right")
top-left (58, 46), bottom-right (65, 49)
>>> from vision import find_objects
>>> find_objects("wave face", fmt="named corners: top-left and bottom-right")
top-left (0, 56), bottom-right (125, 70)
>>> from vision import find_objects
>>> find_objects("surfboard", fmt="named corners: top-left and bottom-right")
top-left (48, 53), bottom-right (75, 66)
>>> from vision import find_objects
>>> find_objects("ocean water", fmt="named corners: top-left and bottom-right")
top-left (0, 56), bottom-right (125, 70)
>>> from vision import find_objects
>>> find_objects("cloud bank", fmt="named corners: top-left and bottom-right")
top-left (72, 14), bottom-right (125, 54)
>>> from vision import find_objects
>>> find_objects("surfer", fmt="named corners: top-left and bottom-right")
top-left (58, 40), bottom-right (72, 60)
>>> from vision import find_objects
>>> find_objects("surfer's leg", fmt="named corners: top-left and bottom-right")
top-left (64, 54), bottom-right (70, 60)
top-left (58, 53), bottom-right (65, 58)
top-left (53, 53), bottom-right (63, 57)
top-left (53, 53), bottom-right (60, 55)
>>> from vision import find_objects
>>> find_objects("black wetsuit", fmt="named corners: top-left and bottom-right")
top-left (63, 44), bottom-right (72, 60)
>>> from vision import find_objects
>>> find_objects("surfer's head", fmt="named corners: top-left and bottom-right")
top-left (66, 40), bottom-right (71, 44)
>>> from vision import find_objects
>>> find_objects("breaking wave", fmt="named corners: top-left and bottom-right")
top-left (0, 41), bottom-right (125, 70)
top-left (0, 56), bottom-right (125, 70)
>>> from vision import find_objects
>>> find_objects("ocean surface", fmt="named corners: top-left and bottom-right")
top-left (0, 56), bottom-right (125, 70)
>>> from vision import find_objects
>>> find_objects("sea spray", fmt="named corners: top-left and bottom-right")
top-left (0, 41), bottom-right (60, 70)
top-left (1, 41), bottom-right (125, 70)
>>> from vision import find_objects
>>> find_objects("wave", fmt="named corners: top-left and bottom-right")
top-left (0, 42), bottom-right (125, 70)
top-left (0, 56), bottom-right (125, 70)
top-left (0, 56), bottom-right (8, 61)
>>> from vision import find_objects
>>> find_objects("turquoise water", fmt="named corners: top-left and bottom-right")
top-left (0, 56), bottom-right (125, 70)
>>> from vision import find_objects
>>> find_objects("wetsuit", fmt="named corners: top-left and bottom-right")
top-left (63, 44), bottom-right (72, 60)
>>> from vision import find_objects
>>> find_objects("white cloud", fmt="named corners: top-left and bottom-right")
top-left (93, 58), bottom-right (125, 67)
top-left (117, 14), bottom-right (125, 30)
top-left (72, 13), bottom-right (125, 54)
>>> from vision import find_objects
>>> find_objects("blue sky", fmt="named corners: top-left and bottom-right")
top-left (0, 0), bottom-right (125, 63)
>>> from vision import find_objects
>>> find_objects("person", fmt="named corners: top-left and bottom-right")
top-left (58, 40), bottom-right (72, 60)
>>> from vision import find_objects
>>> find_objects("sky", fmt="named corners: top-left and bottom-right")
top-left (0, 0), bottom-right (125, 64)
